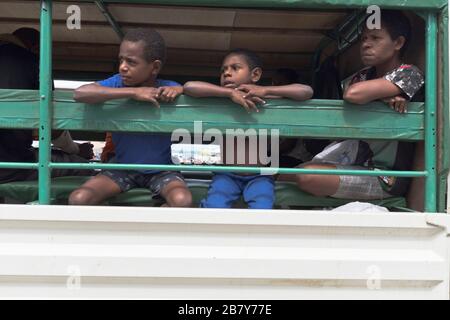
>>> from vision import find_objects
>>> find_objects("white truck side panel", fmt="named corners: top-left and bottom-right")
top-left (0, 205), bottom-right (449, 299)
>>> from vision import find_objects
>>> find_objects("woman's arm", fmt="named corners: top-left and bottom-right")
top-left (343, 79), bottom-right (403, 105)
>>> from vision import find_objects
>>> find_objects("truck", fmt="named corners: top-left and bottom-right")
top-left (0, 0), bottom-right (449, 299)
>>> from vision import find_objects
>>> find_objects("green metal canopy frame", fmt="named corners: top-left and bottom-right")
top-left (76, 0), bottom-right (447, 10)
top-left (0, 0), bottom-right (445, 212)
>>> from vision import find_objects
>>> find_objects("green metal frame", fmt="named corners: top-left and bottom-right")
top-left (425, 13), bottom-right (438, 212)
top-left (0, 90), bottom-right (425, 140)
top-left (94, 0), bottom-right (124, 39)
top-left (312, 10), bottom-right (366, 73)
top-left (76, 0), bottom-right (447, 10)
top-left (38, 0), bottom-right (53, 204)
top-left (438, 6), bottom-right (449, 212)
top-left (0, 0), bottom-right (445, 212)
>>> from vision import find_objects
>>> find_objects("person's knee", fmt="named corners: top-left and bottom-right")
top-left (296, 174), bottom-right (331, 196)
top-left (166, 188), bottom-right (192, 207)
top-left (296, 174), bottom-right (315, 188)
top-left (68, 188), bottom-right (96, 205)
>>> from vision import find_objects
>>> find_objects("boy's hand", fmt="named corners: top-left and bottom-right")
top-left (237, 84), bottom-right (268, 100)
top-left (382, 95), bottom-right (408, 113)
top-left (158, 86), bottom-right (183, 103)
top-left (230, 89), bottom-right (263, 113)
top-left (132, 87), bottom-right (161, 108)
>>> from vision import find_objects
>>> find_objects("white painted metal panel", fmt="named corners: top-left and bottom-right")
top-left (447, 173), bottom-right (450, 213)
top-left (0, 205), bottom-right (448, 299)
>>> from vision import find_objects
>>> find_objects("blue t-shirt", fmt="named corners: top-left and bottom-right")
top-left (97, 74), bottom-right (180, 173)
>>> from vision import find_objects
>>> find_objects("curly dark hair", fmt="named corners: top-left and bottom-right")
top-left (225, 48), bottom-right (263, 70)
top-left (123, 28), bottom-right (166, 64)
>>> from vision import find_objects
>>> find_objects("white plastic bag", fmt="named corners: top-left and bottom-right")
top-left (331, 201), bottom-right (389, 212)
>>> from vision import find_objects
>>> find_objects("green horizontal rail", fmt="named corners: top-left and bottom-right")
top-left (49, 162), bottom-right (428, 177)
top-left (0, 161), bottom-right (428, 177)
top-left (0, 90), bottom-right (425, 140)
top-left (76, 0), bottom-right (446, 10)
top-left (0, 163), bottom-right (39, 169)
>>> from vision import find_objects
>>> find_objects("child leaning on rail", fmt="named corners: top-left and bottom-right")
top-left (279, 10), bottom-right (424, 202)
top-left (68, 28), bottom-right (192, 207)
top-left (183, 49), bottom-right (313, 209)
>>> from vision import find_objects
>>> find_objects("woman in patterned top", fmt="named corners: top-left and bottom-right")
top-left (280, 10), bottom-right (425, 202)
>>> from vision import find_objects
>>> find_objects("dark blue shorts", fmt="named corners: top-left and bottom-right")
top-left (100, 170), bottom-right (185, 196)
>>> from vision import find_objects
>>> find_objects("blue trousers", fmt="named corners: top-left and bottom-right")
top-left (201, 173), bottom-right (275, 209)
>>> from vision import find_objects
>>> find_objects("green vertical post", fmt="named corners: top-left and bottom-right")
top-left (438, 7), bottom-right (449, 213)
top-left (38, 0), bottom-right (53, 204)
top-left (425, 12), bottom-right (437, 212)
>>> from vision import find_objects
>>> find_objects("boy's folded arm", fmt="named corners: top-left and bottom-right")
top-left (73, 83), bottom-right (138, 104)
top-left (343, 78), bottom-right (403, 105)
top-left (183, 81), bottom-right (232, 98)
top-left (263, 84), bottom-right (314, 101)
top-left (158, 86), bottom-right (183, 103)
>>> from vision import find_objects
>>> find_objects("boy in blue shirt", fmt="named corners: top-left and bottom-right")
top-left (184, 49), bottom-right (313, 209)
top-left (69, 28), bottom-right (192, 207)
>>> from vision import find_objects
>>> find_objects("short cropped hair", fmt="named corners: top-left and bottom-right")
top-left (123, 28), bottom-right (166, 64)
top-left (225, 48), bottom-right (263, 70)
top-left (363, 10), bottom-right (411, 57)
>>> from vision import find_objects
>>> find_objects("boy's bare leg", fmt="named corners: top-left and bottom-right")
top-left (294, 164), bottom-right (340, 196)
top-left (68, 174), bottom-right (121, 205)
top-left (160, 180), bottom-right (192, 207)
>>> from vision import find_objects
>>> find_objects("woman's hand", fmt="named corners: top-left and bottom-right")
top-left (382, 95), bottom-right (408, 113)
